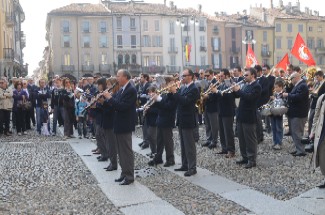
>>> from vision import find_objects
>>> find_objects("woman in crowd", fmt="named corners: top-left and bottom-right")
top-left (12, 80), bottom-right (28, 135)
top-left (22, 79), bottom-right (32, 130)
top-left (62, 78), bottom-right (75, 139)
top-left (0, 78), bottom-right (13, 136)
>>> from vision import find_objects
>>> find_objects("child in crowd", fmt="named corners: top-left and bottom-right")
top-left (40, 102), bottom-right (50, 136)
top-left (270, 80), bottom-right (286, 150)
top-left (75, 89), bottom-right (88, 139)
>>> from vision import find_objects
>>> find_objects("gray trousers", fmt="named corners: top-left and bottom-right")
top-left (147, 125), bottom-right (157, 154)
top-left (96, 126), bottom-right (109, 159)
top-left (219, 116), bottom-right (235, 153)
top-left (142, 118), bottom-right (149, 146)
top-left (204, 111), bottom-right (219, 144)
top-left (106, 129), bottom-right (117, 168)
top-left (179, 128), bottom-right (196, 170)
top-left (155, 127), bottom-right (175, 163)
top-left (238, 122), bottom-right (258, 163)
top-left (116, 133), bottom-right (134, 181)
top-left (308, 109), bottom-right (315, 136)
top-left (256, 111), bottom-right (264, 141)
top-left (289, 117), bottom-right (307, 154)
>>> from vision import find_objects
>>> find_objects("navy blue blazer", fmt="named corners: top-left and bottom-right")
top-left (34, 87), bottom-right (51, 107)
top-left (105, 82), bottom-right (137, 133)
top-left (175, 82), bottom-right (200, 129)
top-left (235, 81), bottom-right (261, 124)
top-left (217, 83), bottom-right (236, 117)
top-left (256, 76), bottom-right (270, 108)
top-left (156, 93), bottom-right (178, 128)
top-left (287, 80), bottom-right (309, 118)
top-left (145, 102), bottom-right (158, 127)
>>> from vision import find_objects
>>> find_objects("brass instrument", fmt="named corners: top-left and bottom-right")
top-left (195, 81), bottom-right (220, 114)
top-left (157, 81), bottom-right (180, 94)
top-left (221, 80), bottom-right (245, 95)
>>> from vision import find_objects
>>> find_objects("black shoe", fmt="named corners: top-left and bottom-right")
top-left (174, 167), bottom-right (188, 171)
top-left (163, 161), bottom-right (175, 167)
top-left (105, 165), bottom-right (117, 171)
top-left (184, 169), bottom-right (197, 177)
top-left (97, 156), bottom-right (102, 159)
top-left (138, 142), bottom-right (144, 147)
top-left (236, 159), bottom-right (248, 165)
top-left (317, 183), bottom-right (325, 189)
top-left (284, 132), bottom-right (291, 136)
top-left (293, 153), bottom-right (306, 157)
top-left (244, 162), bottom-right (256, 169)
top-left (148, 160), bottom-right (163, 166)
top-left (202, 142), bottom-right (211, 147)
top-left (115, 176), bottom-right (125, 182)
top-left (289, 151), bottom-right (297, 155)
top-left (208, 143), bottom-right (217, 149)
top-left (141, 144), bottom-right (149, 150)
top-left (98, 157), bottom-right (108, 162)
top-left (120, 178), bottom-right (134, 185)
top-left (216, 150), bottom-right (227, 154)
top-left (305, 144), bottom-right (314, 153)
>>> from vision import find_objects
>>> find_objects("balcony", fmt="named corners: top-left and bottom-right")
top-left (82, 64), bottom-right (95, 72)
top-left (6, 13), bottom-right (14, 27)
top-left (3, 48), bottom-right (14, 60)
top-left (229, 47), bottom-right (240, 54)
top-left (316, 47), bottom-right (325, 55)
top-left (212, 45), bottom-right (220, 52)
top-left (199, 26), bottom-right (206, 32)
top-left (130, 26), bottom-right (136, 31)
top-left (200, 46), bottom-right (207, 52)
top-left (99, 64), bottom-right (112, 72)
top-left (261, 51), bottom-right (271, 57)
top-left (166, 65), bottom-right (181, 73)
top-left (61, 65), bottom-right (75, 72)
top-left (168, 47), bottom-right (178, 54)
top-left (142, 66), bottom-right (166, 74)
top-left (213, 27), bottom-right (219, 34)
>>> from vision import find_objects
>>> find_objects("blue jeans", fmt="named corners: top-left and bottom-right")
top-left (271, 116), bottom-right (283, 145)
top-left (52, 106), bottom-right (65, 134)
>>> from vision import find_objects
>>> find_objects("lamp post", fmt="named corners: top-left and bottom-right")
top-left (176, 18), bottom-right (185, 72)
top-left (190, 16), bottom-right (199, 71)
top-left (242, 33), bottom-right (256, 67)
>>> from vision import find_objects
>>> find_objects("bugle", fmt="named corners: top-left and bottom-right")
top-left (221, 79), bottom-right (245, 95)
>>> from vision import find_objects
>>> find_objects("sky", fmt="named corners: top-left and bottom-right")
top-left (20, 0), bottom-right (322, 75)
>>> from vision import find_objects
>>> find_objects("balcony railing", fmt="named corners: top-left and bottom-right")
top-left (82, 64), bottom-right (95, 72)
top-left (316, 47), bottom-right (325, 54)
top-left (167, 65), bottom-right (181, 73)
top-left (200, 46), bottom-right (207, 52)
top-left (199, 26), bottom-right (206, 32)
top-left (229, 47), bottom-right (240, 54)
top-left (142, 66), bottom-right (166, 73)
top-left (99, 64), bottom-right (112, 72)
top-left (3, 48), bottom-right (14, 60)
top-left (6, 13), bottom-right (14, 27)
top-left (61, 65), bottom-right (75, 72)
top-left (261, 51), bottom-right (271, 57)
top-left (168, 47), bottom-right (178, 54)
top-left (212, 45), bottom-right (219, 51)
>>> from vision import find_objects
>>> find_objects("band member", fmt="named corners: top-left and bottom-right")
top-left (201, 69), bottom-right (219, 149)
top-left (232, 66), bottom-right (244, 83)
top-left (174, 69), bottom-right (200, 176)
top-left (283, 72), bottom-right (309, 156)
top-left (264, 64), bottom-right (275, 134)
top-left (103, 69), bottom-right (137, 185)
top-left (62, 78), bottom-right (75, 139)
top-left (310, 94), bottom-right (325, 188)
top-left (214, 69), bottom-right (236, 157)
top-left (148, 77), bottom-right (178, 167)
top-left (51, 78), bottom-right (64, 136)
top-left (233, 67), bottom-right (261, 169)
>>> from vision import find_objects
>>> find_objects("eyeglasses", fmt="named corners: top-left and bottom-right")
top-left (182, 74), bottom-right (191, 77)
top-left (205, 75), bottom-right (210, 77)
top-left (244, 74), bottom-right (249, 77)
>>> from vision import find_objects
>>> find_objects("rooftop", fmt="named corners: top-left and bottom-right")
top-left (48, 3), bottom-right (110, 16)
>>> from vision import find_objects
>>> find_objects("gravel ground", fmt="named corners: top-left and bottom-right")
top-left (0, 131), bottom-right (122, 215)
top-left (134, 153), bottom-right (251, 215)
top-left (135, 124), bottom-right (324, 201)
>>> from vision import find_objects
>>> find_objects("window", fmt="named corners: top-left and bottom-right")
top-left (298, 24), bottom-right (304, 32)
top-left (83, 36), bottom-right (90, 48)
top-left (276, 38), bottom-right (281, 49)
top-left (182, 36), bottom-right (191, 45)
top-left (64, 53), bottom-right (71, 65)
top-left (308, 26), bottom-right (313, 32)
top-left (100, 35), bottom-right (107, 48)
top-left (287, 38), bottom-right (293, 49)
top-left (170, 55), bottom-right (176, 66)
top-left (231, 28), bottom-right (236, 39)
top-left (201, 56), bottom-right (206, 65)
top-left (143, 35), bottom-right (150, 47)
top-left (99, 21), bottom-right (107, 32)
top-left (131, 35), bottom-right (136, 48)
top-left (63, 35), bottom-right (70, 47)
top-left (82, 21), bottom-right (90, 33)
top-left (154, 20), bottom-right (160, 31)
top-left (318, 27), bottom-right (323, 32)
top-left (276, 56), bottom-right (282, 63)
top-left (262, 59), bottom-right (269, 66)
top-left (261, 44), bottom-right (268, 53)
top-left (246, 30), bottom-right (253, 40)
top-left (317, 39), bottom-right (324, 48)
top-left (276, 23), bottom-right (281, 32)
top-left (143, 20), bottom-right (148, 31)
top-left (125, 54), bottom-right (130, 64)
top-left (130, 18), bottom-right (136, 30)
top-left (155, 56), bottom-right (162, 66)
top-left (212, 37), bottom-right (219, 50)
top-left (83, 53), bottom-right (91, 65)
top-left (152, 36), bottom-right (162, 47)
top-left (143, 56), bottom-right (149, 66)
top-left (263, 31), bottom-right (267, 42)
top-left (117, 35), bottom-right (123, 48)
top-left (170, 38), bottom-right (175, 48)
top-left (318, 56), bottom-right (324, 65)
top-left (132, 54), bottom-right (137, 64)
top-left (287, 24), bottom-right (292, 32)
top-left (100, 53), bottom-right (107, 64)
top-left (118, 54), bottom-right (123, 65)
top-left (200, 36), bottom-right (205, 47)
top-left (307, 38), bottom-right (314, 49)
top-left (62, 20), bottom-right (70, 33)
top-left (116, 17), bottom-right (122, 30)
top-left (212, 54), bottom-right (220, 69)
top-left (169, 21), bottom-right (175, 34)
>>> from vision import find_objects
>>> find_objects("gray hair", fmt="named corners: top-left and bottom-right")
top-left (118, 69), bottom-right (132, 80)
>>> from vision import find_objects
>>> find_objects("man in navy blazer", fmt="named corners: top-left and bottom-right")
top-left (104, 69), bottom-right (137, 185)
top-left (283, 72), bottom-right (309, 156)
top-left (174, 69), bottom-right (200, 176)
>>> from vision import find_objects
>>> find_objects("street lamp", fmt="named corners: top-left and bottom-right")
top-left (190, 16), bottom-right (199, 71)
top-left (176, 18), bottom-right (185, 71)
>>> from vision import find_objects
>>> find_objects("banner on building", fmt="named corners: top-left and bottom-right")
top-left (245, 44), bottom-right (259, 68)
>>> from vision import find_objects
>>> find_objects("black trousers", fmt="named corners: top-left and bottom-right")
top-left (155, 127), bottom-right (175, 163)
top-left (15, 109), bottom-right (26, 133)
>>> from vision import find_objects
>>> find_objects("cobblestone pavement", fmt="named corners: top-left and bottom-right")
top-left (0, 131), bottom-right (122, 214)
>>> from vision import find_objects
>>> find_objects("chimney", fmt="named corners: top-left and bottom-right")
top-left (279, 0), bottom-right (283, 7)
top-left (169, 1), bottom-right (174, 8)
top-left (164, 0), bottom-right (166, 6)
top-left (262, 8), bottom-right (267, 22)
top-left (243, 9), bottom-right (247, 15)
top-left (237, 11), bottom-right (240, 15)
top-left (215, 12), bottom-right (219, 17)
top-left (270, 0), bottom-right (273, 9)
top-left (288, 2), bottom-right (292, 8)
top-left (260, 3), bottom-right (262, 8)
top-left (309, 10), bottom-right (313, 16)
top-left (198, 4), bottom-right (202, 13)
top-left (305, 7), bottom-right (309, 14)
top-left (296, 0), bottom-right (300, 11)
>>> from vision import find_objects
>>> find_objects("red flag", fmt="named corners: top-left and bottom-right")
top-left (275, 53), bottom-right (290, 70)
top-left (245, 44), bottom-right (259, 68)
top-left (291, 33), bottom-right (316, 66)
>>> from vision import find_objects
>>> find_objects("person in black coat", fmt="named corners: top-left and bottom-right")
top-left (103, 69), bottom-right (137, 185)
top-left (264, 64), bottom-right (276, 133)
top-left (174, 69), bottom-right (200, 177)
top-left (283, 72), bottom-right (309, 156)
top-left (233, 67), bottom-right (261, 169)
top-left (148, 77), bottom-right (178, 167)
top-left (34, 79), bottom-right (51, 134)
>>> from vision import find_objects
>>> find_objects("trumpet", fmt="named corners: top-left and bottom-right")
top-left (202, 81), bottom-right (221, 96)
top-left (157, 81), bottom-right (180, 94)
top-left (81, 82), bottom-right (118, 115)
top-left (221, 80), bottom-right (245, 95)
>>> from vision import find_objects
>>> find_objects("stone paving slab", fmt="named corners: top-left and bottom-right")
top-left (120, 200), bottom-right (185, 215)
